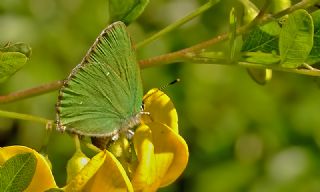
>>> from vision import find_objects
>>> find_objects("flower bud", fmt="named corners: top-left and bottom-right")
top-left (66, 150), bottom-right (90, 183)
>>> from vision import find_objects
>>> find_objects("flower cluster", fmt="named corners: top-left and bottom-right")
top-left (0, 89), bottom-right (189, 192)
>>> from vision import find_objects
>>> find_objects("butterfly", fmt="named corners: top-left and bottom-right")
top-left (56, 21), bottom-right (143, 139)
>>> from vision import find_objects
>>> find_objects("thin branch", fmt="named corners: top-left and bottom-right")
top-left (0, 80), bottom-right (63, 104)
top-left (238, 61), bottom-right (320, 76)
top-left (85, 142), bottom-right (102, 153)
top-left (135, 0), bottom-right (220, 49)
top-left (139, 0), bottom-right (316, 68)
top-left (0, 109), bottom-right (53, 125)
top-left (0, 0), bottom-right (317, 104)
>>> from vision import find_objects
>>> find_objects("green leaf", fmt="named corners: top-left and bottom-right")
top-left (242, 52), bottom-right (280, 65)
top-left (0, 153), bottom-right (37, 192)
top-left (306, 10), bottom-right (320, 64)
top-left (108, 0), bottom-right (149, 24)
top-left (242, 21), bottom-right (281, 53)
top-left (0, 52), bottom-right (28, 83)
top-left (279, 9), bottom-right (314, 68)
top-left (0, 42), bottom-right (32, 58)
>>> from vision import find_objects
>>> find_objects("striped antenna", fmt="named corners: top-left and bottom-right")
top-left (142, 78), bottom-right (180, 104)
top-left (159, 78), bottom-right (180, 91)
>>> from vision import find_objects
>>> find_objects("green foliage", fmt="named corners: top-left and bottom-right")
top-left (243, 52), bottom-right (280, 65)
top-left (307, 10), bottom-right (320, 64)
top-left (0, 43), bottom-right (32, 58)
top-left (280, 9), bottom-right (314, 68)
top-left (1, 1), bottom-right (320, 192)
top-left (241, 9), bottom-right (320, 70)
top-left (108, 0), bottom-right (149, 24)
top-left (0, 42), bottom-right (30, 83)
top-left (242, 21), bottom-right (281, 53)
top-left (0, 51), bottom-right (28, 83)
top-left (0, 153), bottom-right (36, 192)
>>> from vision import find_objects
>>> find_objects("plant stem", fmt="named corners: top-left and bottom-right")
top-left (139, 10), bottom-right (263, 68)
top-left (73, 135), bottom-right (82, 152)
top-left (0, 0), bottom-right (317, 103)
top-left (0, 80), bottom-right (63, 104)
top-left (238, 62), bottom-right (320, 76)
top-left (139, 0), bottom-right (316, 68)
top-left (135, 0), bottom-right (220, 49)
top-left (183, 54), bottom-right (320, 76)
top-left (85, 142), bottom-right (102, 153)
top-left (0, 109), bottom-right (53, 125)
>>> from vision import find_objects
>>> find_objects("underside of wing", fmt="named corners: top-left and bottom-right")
top-left (56, 21), bottom-right (143, 137)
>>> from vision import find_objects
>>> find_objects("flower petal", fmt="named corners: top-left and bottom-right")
top-left (0, 145), bottom-right (57, 191)
top-left (131, 124), bottom-right (157, 191)
top-left (143, 88), bottom-right (178, 133)
top-left (132, 122), bottom-right (189, 190)
top-left (149, 122), bottom-right (189, 188)
top-left (84, 150), bottom-right (134, 192)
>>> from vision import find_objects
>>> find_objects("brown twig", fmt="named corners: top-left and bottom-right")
top-left (0, 0), bottom-right (317, 104)
top-left (139, 0), bottom-right (315, 68)
top-left (0, 80), bottom-right (63, 104)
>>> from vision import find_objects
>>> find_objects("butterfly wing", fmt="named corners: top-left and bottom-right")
top-left (56, 21), bottom-right (143, 137)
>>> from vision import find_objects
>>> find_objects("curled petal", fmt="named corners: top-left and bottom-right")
top-left (84, 150), bottom-right (133, 192)
top-left (132, 122), bottom-right (189, 190)
top-left (143, 88), bottom-right (178, 133)
top-left (0, 145), bottom-right (57, 191)
top-left (131, 124), bottom-right (156, 191)
top-left (149, 122), bottom-right (189, 188)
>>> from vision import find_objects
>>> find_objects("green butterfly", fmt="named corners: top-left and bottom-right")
top-left (56, 21), bottom-right (143, 138)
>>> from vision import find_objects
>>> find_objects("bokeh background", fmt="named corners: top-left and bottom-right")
top-left (1, 0), bottom-right (320, 191)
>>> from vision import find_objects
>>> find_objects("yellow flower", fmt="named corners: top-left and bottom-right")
top-left (131, 88), bottom-right (189, 191)
top-left (67, 88), bottom-right (189, 191)
top-left (0, 89), bottom-right (189, 192)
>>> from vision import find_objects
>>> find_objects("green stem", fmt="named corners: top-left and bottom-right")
top-left (0, 109), bottom-right (53, 125)
top-left (73, 135), bottom-right (82, 152)
top-left (183, 53), bottom-right (320, 76)
top-left (139, 32), bottom-right (229, 68)
top-left (39, 127), bottom-right (52, 156)
top-left (0, 0), bottom-right (317, 103)
top-left (238, 62), bottom-right (320, 76)
top-left (0, 80), bottom-right (63, 104)
top-left (135, 0), bottom-right (220, 49)
top-left (139, 0), bottom-right (315, 68)
top-left (85, 142), bottom-right (102, 153)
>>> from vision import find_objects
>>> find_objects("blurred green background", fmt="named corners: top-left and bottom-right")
top-left (1, 0), bottom-right (320, 191)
